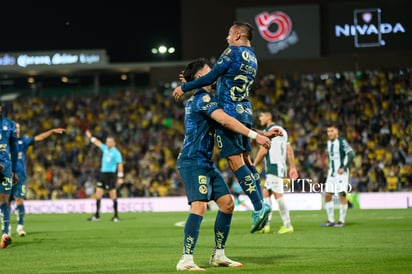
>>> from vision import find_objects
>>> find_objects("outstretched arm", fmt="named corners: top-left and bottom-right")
top-left (173, 65), bottom-right (221, 101)
top-left (85, 129), bottom-right (103, 147)
top-left (34, 128), bottom-right (66, 142)
top-left (255, 127), bottom-right (283, 138)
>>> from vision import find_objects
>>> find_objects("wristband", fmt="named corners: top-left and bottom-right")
top-left (247, 130), bottom-right (258, 140)
top-left (117, 173), bottom-right (124, 178)
top-left (90, 137), bottom-right (96, 143)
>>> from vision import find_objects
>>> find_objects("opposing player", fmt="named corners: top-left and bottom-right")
top-left (173, 22), bottom-right (274, 233)
top-left (10, 123), bottom-right (66, 236)
top-left (0, 103), bottom-right (18, 248)
top-left (175, 58), bottom-right (272, 271)
top-left (321, 125), bottom-right (355, 227)
top-left (253, 111), bottom-right (298, 234)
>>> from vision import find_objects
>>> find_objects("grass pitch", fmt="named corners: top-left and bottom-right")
top-left (2, 208), bottom-right (412, 273)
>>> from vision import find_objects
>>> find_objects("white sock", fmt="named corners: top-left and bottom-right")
top-left (264, 197), bottom-right (272, 225)
top-left (182, 254), bottom-right (193, 261)
top-left (277, 197), bottom-right (291, 228)
top-left (339, 203), bottom-right (348, 223)
top-left (214, 248), bottom-right (225, 258)
top-left (325, 201), bottom-right (334, 223)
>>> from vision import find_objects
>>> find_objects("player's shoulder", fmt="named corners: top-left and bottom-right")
top-left (194, 90), bottom-right (216, 104)
top-left (268, 124), bottom-right (285, 131)
top-left (338, 136), bottom-right (349, 143)
top-left (0, 118), bottom-right (16, 128)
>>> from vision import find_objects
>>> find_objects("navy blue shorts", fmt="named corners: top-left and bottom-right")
top-left (178, 165), bottom-right (230, 205)
top-left (215, 126), bottom-right (252, 158)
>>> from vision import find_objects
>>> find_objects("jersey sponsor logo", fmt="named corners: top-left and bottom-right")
top-left (241, 51), bottom-right (257, 64)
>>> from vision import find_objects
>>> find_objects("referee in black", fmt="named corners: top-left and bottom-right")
top-left (86, 129), bottom-right (124, 222)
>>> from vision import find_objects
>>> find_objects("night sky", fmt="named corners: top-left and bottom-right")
top-left (1, 1), bottom-right (182, 63)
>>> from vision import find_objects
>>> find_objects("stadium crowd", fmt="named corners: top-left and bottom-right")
top-left (7, 67), bottom-right (412, 200)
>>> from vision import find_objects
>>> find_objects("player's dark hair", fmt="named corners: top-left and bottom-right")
top-left (183, 58), bottom-right (211, 82)
top-left (233, 21), bottom-right (254, 41)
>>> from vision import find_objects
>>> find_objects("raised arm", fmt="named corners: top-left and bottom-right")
top-left (34, 128), bottom-right (66, 142)
top-left (85, 129), bottom-right (103, 147)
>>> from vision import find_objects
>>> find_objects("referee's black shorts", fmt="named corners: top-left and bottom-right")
top-left (96, 172), bottom-right (117, 190)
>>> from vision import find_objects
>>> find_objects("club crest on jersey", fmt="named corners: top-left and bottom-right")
top-left (202, 95), bottom-right (211, 102)
top-left (2, 126), bottom-right (8, 131)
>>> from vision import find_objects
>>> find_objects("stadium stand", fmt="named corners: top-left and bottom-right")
top-left (4, 67), bottom-right (412, 199)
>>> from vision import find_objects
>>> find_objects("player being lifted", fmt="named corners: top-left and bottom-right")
top-left (173, 22), bottom-right (279, 233)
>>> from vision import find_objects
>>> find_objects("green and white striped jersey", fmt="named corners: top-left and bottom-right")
top-left (264, 124), bottom-right (288, 177)
top-left (327, 136), bottom-right (354, 176)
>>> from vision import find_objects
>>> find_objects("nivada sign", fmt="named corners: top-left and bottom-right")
top-left (334, 8), bottom-right (406, 48)
top-left (327, 0), bottom-right (410, 55)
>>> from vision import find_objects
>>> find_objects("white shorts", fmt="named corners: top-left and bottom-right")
top-left (325, 172), bottom-right (350, 194)
top-left (264, 174), bottom-right (285, 194)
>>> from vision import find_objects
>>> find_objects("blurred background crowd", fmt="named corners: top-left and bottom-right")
top-left (6, 67), bottom-right (412, 200)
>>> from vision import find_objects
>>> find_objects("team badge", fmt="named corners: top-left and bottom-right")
top-left (199, 185), bottom-right (208, 194)
top-left (202, 95), bottom-right (211, 102)
top-left (223, 48), bottom-right (231, 55)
